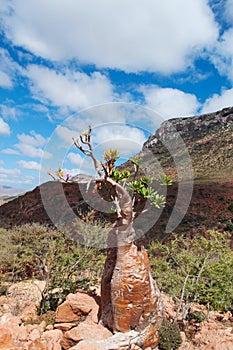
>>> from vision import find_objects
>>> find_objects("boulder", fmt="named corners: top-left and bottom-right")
top-left (5, 280), bottom-right (46, 322)
top-left (55, 292), bottom-right (99, 324)
top-left (61, 321), bottom-right (112, 350)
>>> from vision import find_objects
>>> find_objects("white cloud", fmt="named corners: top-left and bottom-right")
top-left (66, 152), bottom-right (93, 172)
top-left (140, 86), bottom-right (200, 118)
top-left (0, 48), bottom-right (22, 88)
top-left (0, 118), bottom-right (10, 135)
top-left (0, 105), bottom-right (16, 120)
top-left (15, 143), bottom-right (51, 159)
top-left (208, 1), bottom-right (233, 82)
top-left (1, 148), bottom-right (20, 155)
top-left (201, 88), bottom-right (233, 114)
top-left (55, 126), bottom-right (74, 145)
top-left (67, 152), bottom-right (84, 167)
top-left (0, 70), bottom-right (12, 88)
top-left (93, 124), bottom-right (147, 156)
top-left (2, 131), bottom-right (51, 159)
top-left (224, 0), bottom-right (233, 23)
top-left (0, 166), bottom-right (21, 176)
top-left (15, 131), bottom-right (51, 158)
top-left (26, 65), bottom-right (116, 110)
top-left (210, 27), bottom-right (233, 82)
top-left (17, 131), bottom-right (47, 147)
top-left (1, 0), bottom-right (219, 74)
top-left (17, 160), bottom-right (41, 170)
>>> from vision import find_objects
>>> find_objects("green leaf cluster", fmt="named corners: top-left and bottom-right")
top-left (158, 174), bottom-right (173, 186)
top-left (103, 149), bottom-right (119, 162)
top-left (111, 169), bottom-right (131, 183)
top-left (128, 176), bottom-right (166, 208)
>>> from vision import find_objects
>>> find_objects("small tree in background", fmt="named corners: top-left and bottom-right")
top-left (71, 126), bottom-right (171, 346)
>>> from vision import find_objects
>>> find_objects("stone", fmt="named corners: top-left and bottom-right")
top-left (41, 329), bottom-right (63, 344)
top-left (54, 322), bottom-right (76, 331)
top-left (0, 325), bottom-right (14, 349)
top-left (55, 302), bottom-right (79, 323)
top-left (29, 328), bottom-right (41, 341)
top-left (5, 280), bottom-right (46, 322)
top-left (69, 330), bottom-right (141, 350)
top-left (61, 321), bottom-right (112, 350)
top-left (70, 342), bottom-right (107, 350)
top-left (55, 292), bottom-right (99, 324)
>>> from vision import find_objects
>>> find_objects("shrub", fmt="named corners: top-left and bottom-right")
top-left (186, 311), bottom-right (205, 323)
top-left (0, 223), bottom-right (106, 314)
top-left (228, 202), bottom-right (233, 212)
top-left (149, 230), bottom-right (233, 312)
top-left (158, 320), bottom-right (182, 350)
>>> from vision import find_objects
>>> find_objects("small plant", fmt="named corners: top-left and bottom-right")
top-left (158, 174), bottom-right (173, 186)
top-left (186, 311), bottom-right (205, 323)
top-left (228, 202), bottom-right (233, 212)
top-left (158, 320), bottom-right (182, 350)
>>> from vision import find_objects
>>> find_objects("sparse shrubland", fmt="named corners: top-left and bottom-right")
top-left (0, 222), bottom-right (106, 314)
top-left (148, 230), bottom-right (233, 315)
top-left (0, 223), bottom-right (232, 320)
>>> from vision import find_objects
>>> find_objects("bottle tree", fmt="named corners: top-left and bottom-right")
top-left (71, 126), bottom-right (169, 346)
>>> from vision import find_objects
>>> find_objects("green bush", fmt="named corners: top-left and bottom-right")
top-left (158, 321), bottom-right (182, 350)
top-left (228, 202), bottom-right (233, 212)
top-left (186, 311), bottom-right (205, 323)
top-left (148, 230), bottom-right (233, 312)
top-left (0, 223), bottom-right (106, 314)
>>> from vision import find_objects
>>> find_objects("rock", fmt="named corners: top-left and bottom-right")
top-left (71, 342), bottom-right (106, 350)
top-left (55, 302), bottom-right (79, 323)
top-left (29, 328), bottom-right (41, 341)
top-left (55, 292), bottom-right (99, 324)
top-left (45, 324), bottom-right (54, 331)
top-left (41, 329), bottom-right (63, 345)
top-left (61, 321), bottom-right (112, 350)
top-left (54, 322), bottom-right (76, 331)
top-left (0, 325), bottom-right (14, 349)
top-left (5, 280), bottom-right (46, 321)
top-left (69, 330), bottom-right (141, 350)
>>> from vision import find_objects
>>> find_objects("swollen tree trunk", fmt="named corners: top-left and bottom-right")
top-left (100, 181), bottom-right (164, 348)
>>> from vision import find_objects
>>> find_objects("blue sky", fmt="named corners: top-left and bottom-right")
top-left (0, 0), bottom-right (233, 190)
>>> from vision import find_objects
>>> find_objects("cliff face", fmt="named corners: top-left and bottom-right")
top-left (144, 106), bottom-right (233, 145)
top-left (142, 106), bottom-right (233, 180)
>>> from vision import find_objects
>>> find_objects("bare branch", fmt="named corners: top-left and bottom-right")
top-left (72, 132), bottom-right (103, 178)
top-left (47, 170), bottom-right (56, 181)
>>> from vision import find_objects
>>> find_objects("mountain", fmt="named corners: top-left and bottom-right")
top-left (141, 106), bottom-right (233, 181)
top-left (0, 185), bottom-right (25, 197)
top-left (0, 185), bottom-right (25, 206)
top-left (0, 107), bottom-right (233, 237)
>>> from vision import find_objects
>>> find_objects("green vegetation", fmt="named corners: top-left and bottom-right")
top-left (148, 230), bottom-right (233, 313)
top-left (158, 320), bottom-right (182, 350)
top-left (0, 225), bottom-right (232, 318)
top-left (0, 223), bottom-right (105, 314)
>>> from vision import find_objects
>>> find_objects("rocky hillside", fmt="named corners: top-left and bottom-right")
top-left (141, 106), bottom-right (233, 180)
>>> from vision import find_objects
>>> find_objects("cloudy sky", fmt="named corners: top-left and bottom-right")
top-left (0, 0), bottom-right (233, 190)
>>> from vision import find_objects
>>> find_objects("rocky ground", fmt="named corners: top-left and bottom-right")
top-left (0, 280), bottom-right (232, 350)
